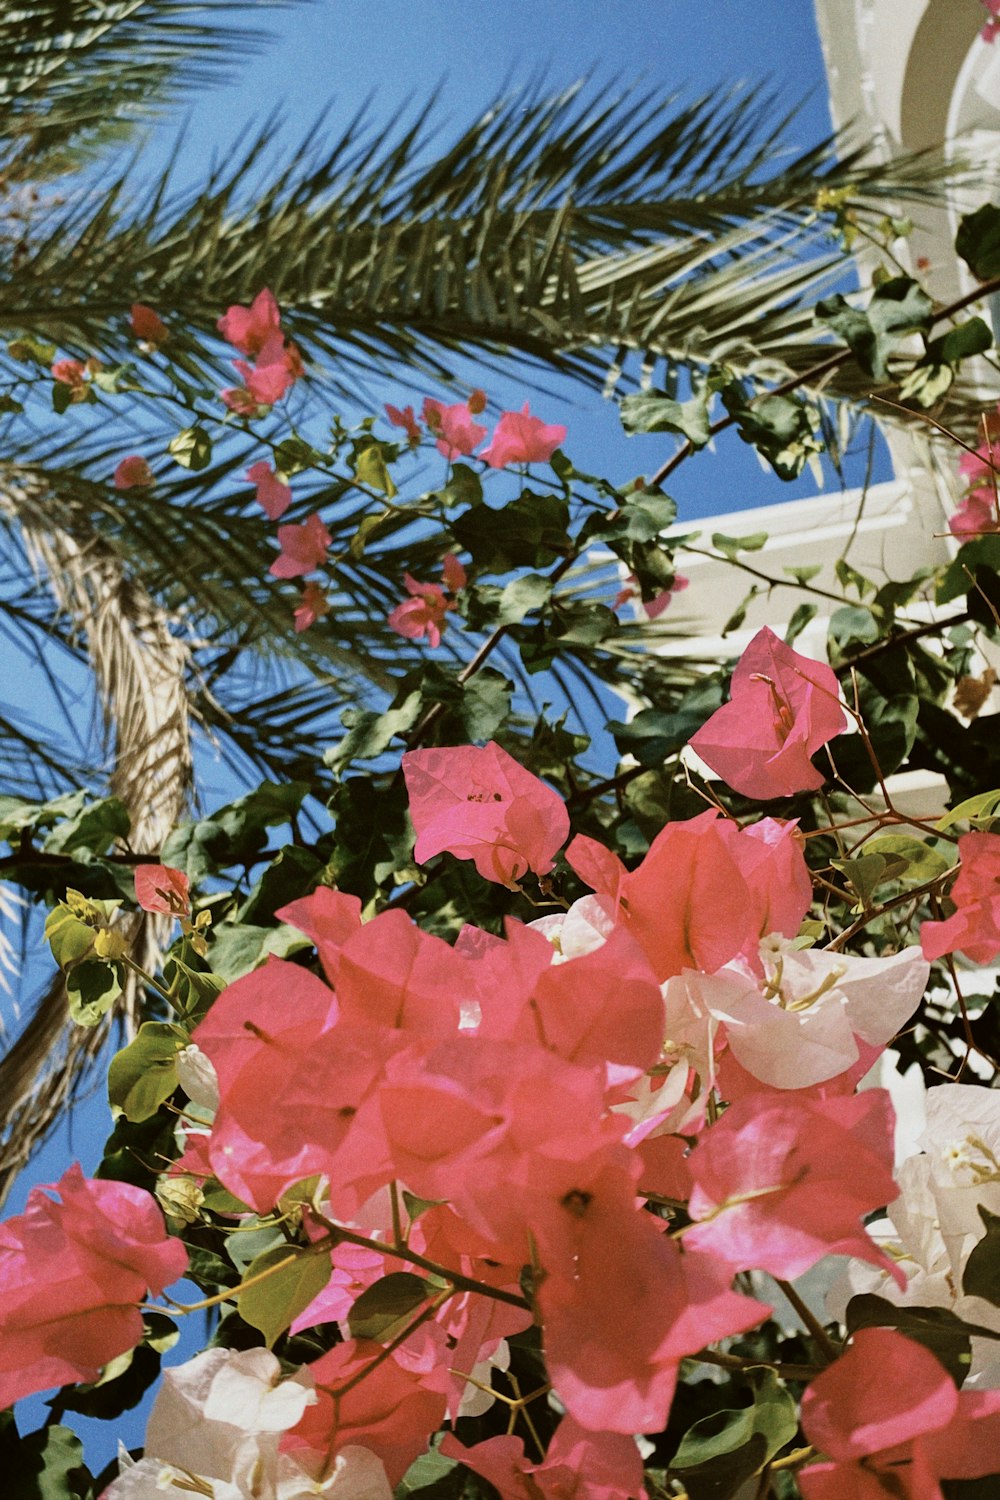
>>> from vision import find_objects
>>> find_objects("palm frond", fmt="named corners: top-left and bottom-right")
top-left (0, 81), bottom-right (966, 396)
top-left (0, 0), bottom-right (292, 181)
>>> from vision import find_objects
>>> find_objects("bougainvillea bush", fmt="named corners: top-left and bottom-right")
top-left (7, 202), bottom-right (1000, 1499)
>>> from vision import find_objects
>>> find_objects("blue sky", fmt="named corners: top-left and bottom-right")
top-left (4, 0), bottom-right (892, 1473)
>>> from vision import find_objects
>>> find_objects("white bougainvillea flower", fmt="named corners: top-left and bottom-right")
top-left (176, 1044), bottom-right (221, 1113)
top-left (105, 1347), bottom-right (315, 1499)
top-left (615, 967), bottom-right (722, 1141)
top-left (918, 1083), bottom-right (1000, 1266)
top-left (705, 937), bottom-right (929, 1089)
top-left (827, 1152), bottom-right (1000, 1389)
top-left (528, 893), bottom-right (617, 960)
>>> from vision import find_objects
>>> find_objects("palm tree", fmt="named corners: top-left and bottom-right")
top-left (0, 0), bottom-right (972, 1195)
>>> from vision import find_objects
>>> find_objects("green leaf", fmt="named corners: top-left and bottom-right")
top-left (107, 1022), bottom-right (181, 1121)
top-left (784, 602), bottom-right (818, 645)
top-left (712, 531), bottom-right (768, 559)
top-left (671, 1367), bottom-right (798, 1500)
top-left (397, 1444), bottom-right (466, 1500)
top-left (325, 691), bottom-right (423, 772)
top-left (938, 537), bottom-right (1000, 607)
top-left (354, 442), bottom-right (397, 498)
top-left (95, 1111), bottom-right (180, 1193)
top-left (348, 1272), bottom-right (429, 1342)
top-left (720, 385), bottom-right (821, 480)
top-left (608, 683), bottom-right (724, 768)
top-left (162, 781), bottom-right (310, 881)
top-left (620, 390), bottom-right (712, 446)
top-left (451, 492), bottom-right (570, 572)
top-left (437, 463), bottom-right (482, 509)
top-left (584, 492), bottom-right (677, 546)
top-left (42, 796), bottom-right (129, 856)
top-left (237, 1245), bottom-right (332, 1349)
top-left (816, 277), bottom-right (933, 380)
top-left (827, 680), bottom-right (918, 789)
top-left (898, 318), bottom-right (993, 407)
top-left (237, 845), bottom-right (325, 926)
top-left (8, 336), bottom-right (56, 366)
top-left (167, 425), bottom-right (213, 470)
top-left (0, 1415), bottom-right (93, 1500)
top-left (274, 436), bottom-right (324, 475)
top-left (496, 573), bottom-right (552, 625)
top-left (956, 203), bottom-right (1000, 281)
top-left (161, 953), bottom-right (226, 1022)
top-left (66, 959), bottom-right (124, 1026)
top-left (51, 381), bottom-right (74, 416)
top-left (831, 853), bottom-right (888, 908)
top-left (206, 922), bottom-right (311, 984)
top-left (516, 602), bottom-right (616, 673)
top-left (937, 789), bottom-right (1000, 831)
top-left (861, 834), bottom-right (950, 885)
top-left (963, 1207), bottom-right (1000, 1307)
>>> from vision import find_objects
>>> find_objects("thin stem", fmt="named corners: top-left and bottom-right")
top-left (834, 611), bottom-right (972, 679)
top-left (648, 271), bottom-right (1000, 488)
top-left (333, 1288), bottom-right (452, 1398)
top-left (309, 1208), bottom-right (531, 1312)
top-left (824, 864), bottom-right (958, 950)
top-left (773, 1278), bottom-right (840, 1363)
top-left (120, 953), bottom-right (179, 1010)
top-left (684, 1349), bottom-right (819, 1381)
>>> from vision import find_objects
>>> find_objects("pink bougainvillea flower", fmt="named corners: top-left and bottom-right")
top-left (385, 403), bottom-right (422, 446)
top-left (529, 1142), bottom-right (769, 1433)
top-left (442, 1418), bottom-right (645, 1500)
top-left (269, 512), bottom-right (332, 579)
top-left (192, 960), bottom-right (401, 1213)
top-left (129, 303), bottom-right (167, 345)
top-left (684, 1089), bottom-right (903, 1282)
top-left (799, 1328), bottom-right (1000, 1499)
top-left (51, 357), bottom-right (87, 398)
top-left (220, 385), bottom-right (264, 417)
top-left (277, 885), bottom-right (363, 985)
top-left (921, 830), bottom-right (1000, 964)
top-left (246, 459), bottom-right (291, 520)
top-left (217, 288), bottom-right (282, 356)
top-left (113, 454), bottom-right (155, 490)
top-left (232, 355), bottom-right (295, 407)
top-left (689, 625), bottom-right (847, 799)
top-left (389, 577), bottom-right (450, 648)
top-left (388, 555), bottom-right (466, 648)
top-left (281, 1339), bottom-right (446, 1487)
top-left (950, 489), bottom-right (1000, 538)
top-left (480, 403), bottom-right (568, 468)
top-left (958, 417), bottom-right (1000, 487)
top-left (441, 551), bottom-right (467, 592)
top-left (134, 862), bottom-right (191, 917)
top-left (402, 740), bottom-right (570, 887)
top-left (421, 397), bottom-right (487, 460)
top-left (293, 581), bottom-right (330, 633)
top-left (613, 571), bottom-right (689, 619)
top-left (568, 810), bottom-right (812, 983)
top-left (0, 1162), bottom-right (188, 1407)
top-left (472, 917), bottom-right (664, 1078)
